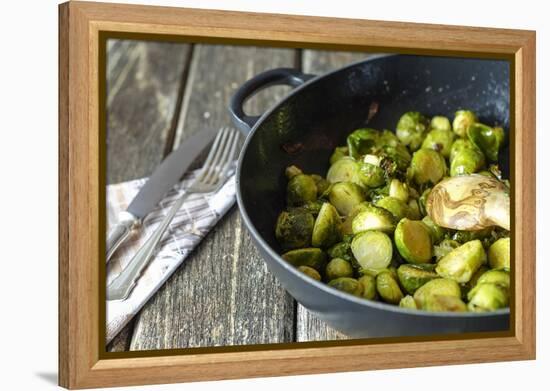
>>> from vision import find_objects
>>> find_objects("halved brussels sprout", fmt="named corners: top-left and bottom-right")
top-left (397, 264), bottom-right (439, 295)
top-left (329, 146), bottom-right (349, 165)
top-left (433, 239), bottom-right (461, 262)
top-left (297, 265), bottom-right (322, 281)
top-left (328, 277), bottom-right (364, 297)
top-left (312, 203), bottom-right (342, 248)
top-left (410, 148), bottom-right (447, 185)
top-left (375, 196), bottom-right (410, 222)
top-left (399, 295), bottom-right (418, 309)
top-left (413, 278), bottom-right (462, 308)
top-left (435, 240), bottom-right (486, 283)
top-left (421, 128), bottom-right (456, 158)
top-left (351, 231), bottom-right (393, 273)
top-left (396, 111), bottom-right (429, 151)
top-left (476, 269), bottom-right (510, 290)
top-left (430, 116), bottom-right (452, 132)
top-left (358, 274), bottom-right (377, 300)
top-left (488, 237), bottom-right (510, 270)
top-left (394, 218), bottom-right (433, 264)
top-left (423, 295), bottom-right (467, 312)
top-left (449, 138), bottom-right (478, 161)
top-left (389, 179), bottom-right (409, 202)
top-left (347, 128), bottom-right (379, 159)
top-left (326, 157), bottom-right (361, 184)
top-left (450, 146), bottom-right (485, 176)
top-left (325, 257), bottom-right (354, 281)
top-left (275, 210), bottom-right (314, 250)
top-left (358, 161), bottom-right (386, 188)
top-left (467, 283), bottom-right (509, 312)
top-left (352, 204), bottom-right (396, 234)
top-left (379, 144), bottom-right (412, 172)
top-left (376, 270), bottom-right (404, 304)
top-left (287, 174), bottom-right (318, 206)
top-left (452, 110), bottom-right (478, 138)
top-left (328, 182), bottom-right (366, 216)
top-left (421, 215), bottom-right (447, 244)
top-left (378, 129), bottom-right (400, 147)
top-left (467, 123), bottom-right (505, 162)
top-left (281, 248), bottom-right (327, 272)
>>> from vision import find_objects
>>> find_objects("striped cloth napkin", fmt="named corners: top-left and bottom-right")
top-left (106, 166), bottom-right (236, 344)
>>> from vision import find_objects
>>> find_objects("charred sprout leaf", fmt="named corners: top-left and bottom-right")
top-left (325, 257), bottom-right (354, 281)
top-left (422, 216), bottom-right (447, 244)
top-left (397, 264), bottom-right (439, 295)
top-left (312, 203), bottom-right (342, 248)
top-left (358, 274), bottom-right (377, 300)
top-left (467, 283), bottom-right (509, 312)
top-left (389, 179), bottom-right (409, 202)
top-left (467, 123), bottom-right (505, 162)
top-left (434, 239), bottom-right (461, 262)
top-left (351, 231), bottom-right (393, 273)
top-left (394, 218), bottom-right (433, 264)
top-left (410, 148), bottom-right (447, 185)
top-left (413, 278), bottom-right (462, 308)
top-left (399, 295), bottom-right (418, 309)
top-left (430, 116), bottom-right (452, 132)
top-left (329, 182), bottom-right (366, 216)
top-left (376, 270), bottom-right (404, 304)
top-left (421, 128), bottom-right (456, 158)
top-left (328, 277), bottom-right (364, 297)
top-left (452, 110), bottom-right (478, 138)
top-left (423, 295), bottom-right (467, 312)
top-left (275, 210), bottom-right (314, 250)
top-left (347, 128), bottom-right (379, 159)
top-left (376, 196), bottom-right (410, 222)
top-left (488, 237), bottom-right (510, 270)
top-left (297, 265), bottom-right (322, 281)
top-left (329, 146), bottom-right (349, 165)
top-left (352, 204), bottom-right (396, 234)
top-left (379, 144), bottom-right (412, 172)
top-left (396, 111), bottom-right (429, 151)
top-left (435, 240), bottom-right (486, 283)
top-left (287, 174), bottom-right (318, 206)
top-left (281, 248), bottom-right (327, 272)
top-left (326, 157), bottom-right (361, 184)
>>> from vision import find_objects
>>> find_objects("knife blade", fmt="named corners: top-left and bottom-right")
top-left (106, 128), bottom-right (217, 262)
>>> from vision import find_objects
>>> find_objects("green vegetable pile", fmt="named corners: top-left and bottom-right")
top-left (275, 110), bottom-right (510, 313)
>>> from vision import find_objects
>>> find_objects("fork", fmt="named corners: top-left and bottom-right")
top-left (107, 127), bottom-right (241, 301)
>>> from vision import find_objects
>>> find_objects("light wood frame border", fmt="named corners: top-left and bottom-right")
top-left (59, 1), bottom-right (536, 389)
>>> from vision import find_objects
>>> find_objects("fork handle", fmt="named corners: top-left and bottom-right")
top-left (107, 190), bottom-right (188, 301)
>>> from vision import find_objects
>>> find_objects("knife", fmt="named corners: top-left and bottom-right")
top-left (106, 128), bottom-right (217, 262)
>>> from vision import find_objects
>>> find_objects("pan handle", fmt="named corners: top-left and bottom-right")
top-left (228, 68), bottom-right (315, 135)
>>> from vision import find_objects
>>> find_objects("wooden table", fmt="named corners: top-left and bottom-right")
top-left (106, 40), bottom-right (370, 351)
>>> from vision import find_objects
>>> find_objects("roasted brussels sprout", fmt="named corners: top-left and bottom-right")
top-left (435, 240), bottom-right (486, 283)
top-left (351, 231), bottom-right (393, 273)
top-left (450, 146), bottom-right (485, 176)
top-left (399, 295), bottom-right (417, 309)
top-left (329, 146), bottom-right (349, 164)
top-left (421, 216), bottom-right (447, 244)
top-left (311, 203), bottom-right (342, 248)
top-left (376, 196), bottom-right (410, 222)
top-left (376, 270), bottom-right (404, 304)
top-left (414, 278), bottom-right (462, 308)
top-left (389, 179), bottom-right (409, 202)
top-left (297, 265), bottom-right (322, 281)
top-left (407, 199), bottom-right (422, 220)
top-left (476, 269), bottom-right (510, 290)
top-left (347, 128), bottom-right (379, 159)
top-left (394, 218), bottom-right (433, 264)
top-left (488, 237), bottom-right (510, 270)
top-left (452, 110), bottom-right (478, 138)
top-left (287, 174), bottom-right (317, 206)
top-left (358, 274), bottom-right (377, 300)
top-left (285, 165), bottom-right (303, 179)
top-left (328, 182), bottom-right (366, 216)
top-left (352, 204), bottom-right (396, 234)
top-left (311, 174), bottom-right (330, 196)
top-left (410, 148), bottom-right (447, 185)
top-left (327, 241), bottom-right (353, 263)
top-left (326, 257), bottom-right (354, 281)
top-left (396, 111), bottom-right (429, 151)
top-left (326, 157), bottom-right (361, 184)
top-left (328, 277), bottom-right (364, 297)
top-left (422, 128), bottom-right (455, 158)
top-left (397, 264), bottom-right (439, 295)
top-left (275, 210), bottom-right (315, 250)
top-left (281, 248), bottom-right (327, 272)
top-left (467, 283), bottom-right (509, 312)
top-left (423, 295), bottom-right (467, 312)
top-left (467, 123), bottom-right (505, 162)
top-left (430, 116), bottom-right (452, 132)
top-left (358, 161), bottom-right (386, 188)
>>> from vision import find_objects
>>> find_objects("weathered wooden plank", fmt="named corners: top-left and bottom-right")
top-left (105, 40), bottom-right (192, 350)
top-left (296, 50), bottom-right (371, 342)
top-left (106, 39), bottom-right (191, 184)
top-left (130, 44), bottom-right (297, 350)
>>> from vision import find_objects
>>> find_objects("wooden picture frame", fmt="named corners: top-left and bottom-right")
top-left (59, 1), bottom-right (536, 389)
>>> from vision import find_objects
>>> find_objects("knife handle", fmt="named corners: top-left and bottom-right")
top-left (106, 211), bottom-right (138, 262)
